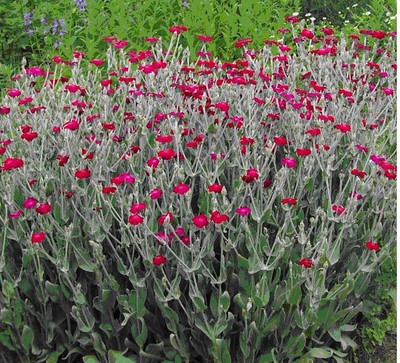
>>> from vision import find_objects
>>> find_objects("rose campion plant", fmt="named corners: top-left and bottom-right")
top-left (0, 20), bottom-right (395, 363)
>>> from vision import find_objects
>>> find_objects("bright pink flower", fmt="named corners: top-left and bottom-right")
top-left (158, 149), bottom-right (177, 160)
top-left (305, 128), bottom-right (321, 136)
top-left (298, 258), bottom-right (313, 268)
top-left (242, 168), bottom-right (259, 183)
top-left (169, 25), bottom-right (188, 34)
top-left (8, 89), bottom-right (21, 97)
top-left (20, 125), bottom-right (31, 133)
top-left (100, 79), bottom-right (112, 87)
top-left (111, 172), bottom-right (135, 185)
top-left (0, 106), bottom-right (10, 114)
top-left (90, 59), bottom-right (104, 66)
top-left (156, 135), bottom-right (173, 143)
top-left (281, 198), bottom-right (297, 206)
top-left (235, 38), bottom-right (252, 48)
top-left (145, 37), bottom-right (159, 43)
top-left (215, 101), bottom-right (229, 113)
top-left (370, 155), bottom-right (385, 164)
top-left (121, 172), bottom-right (135, 183)
top-left (192, 215), bottom-right (209, 228)
top-left (150, 188), bottom-right (163, 200)
top-left (128, 214), bottom-right (144, 225)
top-left (3, 158), bottom-right (24, 170)
top-left (63, 120), bottom-right (80, 131)
top-left (73, 51), bottom-right (84, 58)
top-left (57, 154), bottom-right (69, 166)
top-left (113, 40), bottom-right (129, 49)
top-left (75, 168), bottom-right (91, 179)
top-left (379, 161), bottom-right (396, 171)
top-left (102, 186), bottom-right (117, 194)
top-left (23, 197), bottom-right (38, 209)
top-left (186, 141), bottom-right (198, 148)
top-left (208, 183), bottom-right (224, 193)
top-left (296, 148), bottom-right (311, 157)
top-left (236, 206), bottom-right (251, 216)
top-left (180, 235), bottom-right (190, 245)
top-left (153, 254), bottom-right (167, 266)
top-left (384, 171), bottom-right (396, 180)
top-left (175, 227), bottom-right (185, 236)
top-left (281, 158), bottom-right (297, 168)
top-left (332, 205), bottom-right (345, 215)
top-left (173, 183), bottom-right (190, 195)
top-left (21, 131), bottom-right (38, 142)
top-left (366, 241), bottom-right (379, 251)
top-left (25, 67), bottom-right (46, 76)
top-left (198, 35), bottom-right (213, 42)
top-left (65, 84), bottom-right (81, 93)
top-left (367, 30), bottom-right (386, 39)
top-left (31, 232), bottom-right (46, 243)
top-left (36, 203), bottom-right (51, 215)
top-left (350, 191), bottom-right (363, 200)
top-left (130, 203), bottom-right (147, 214)
top-left (158, 212), bottom-right (174, 225)
top-left (274, 136), bottom-right (287, 146)
top-left (382, 87), bottom-right (394, 96)
top-left (146, 157), bottom-right (160, 170)
top-left (355, 144), bottom-right (369, 152)
top-left (211, 211), bottom-right (228, 224)
top-left (102, 123), bottom-right (115, 131)
top-left (301, 29), bottom-right (314, 39)
top-left (8, 210), bottom-right (23, 219)
top-left (285, 15), bottom-right (299, 24)
top-left (334, 124), bottom-right (351, 133)
top-left (351, 169), bottom-right (367, 178)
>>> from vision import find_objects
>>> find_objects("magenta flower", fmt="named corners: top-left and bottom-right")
top-left (150, 188), bottom-right (163, 200)
top-left (366, 241), bottom-right (379, 251)
top-left (215, 101), bottom-right (229, 113)
top-left (128, 214), bottom-right (144, 225)
top-left (332, 205), bottom-right (345, 215)
top-left (281, 158), bottom-right (297, 168)
top-left (173, 183), bottom-right (190, 195)
top-left (236, 207), bottom-right (251, 216)
top-left (298, 258), bottom-right (313, 268)
top-left (8, 89), bottom-right (21, 98)
top-left (130, 203), bottom-right (147, 214)
top-left (158, 212), bottom-right (174, 225)
top-left (3, 157), bottom-right (24, 170)
top-left (8, 210), bottom-right (23, 219)
top-left (208, 183), bottom-right (224, 193)
top-left (36, 202), bottom-right (51, 215)
top-left (192, 215), bottom-right (209, 228)
top-left (23, 197), bottom-right (38, 209)
top-left (153, 254), bottom-right (167, 266)
top-left (31, 231), bottom-right (46, 243)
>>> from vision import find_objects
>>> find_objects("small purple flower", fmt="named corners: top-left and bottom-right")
top-left (51, 20), bottom-right (59, 34)
top-left (76, 0), bottom-right (87, 11)
top-left (23, 12), bottom-right (33, 27)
